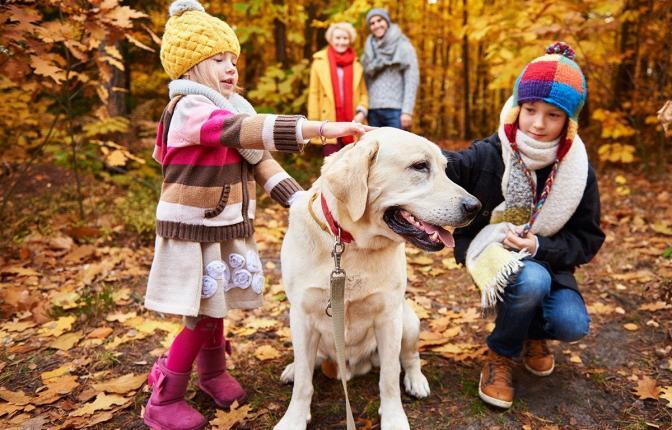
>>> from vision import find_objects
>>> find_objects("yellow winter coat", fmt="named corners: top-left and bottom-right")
top-left (307, 48), bottom-right (368, 143)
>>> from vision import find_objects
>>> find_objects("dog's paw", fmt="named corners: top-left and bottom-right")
top-left (380, 411), bottom-right (410, 430)
top-left (403, 369), bottom-right (430, 398)
top-left (273, 410), bottom-right (310, 430)
top-left (280, 362), bottom-right (295, 384)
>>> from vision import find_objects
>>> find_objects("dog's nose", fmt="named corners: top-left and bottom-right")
top-left (461, 196), bottom-right (481, 216)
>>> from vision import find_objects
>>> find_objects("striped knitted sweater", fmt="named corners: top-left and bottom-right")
top-left (153, 92), bottom-right (305, 242)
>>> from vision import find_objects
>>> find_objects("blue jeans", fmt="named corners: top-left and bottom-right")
top-left (367, 108), bottom-right (402, 128)
top-left (487, 260), bottom-right (590, 357)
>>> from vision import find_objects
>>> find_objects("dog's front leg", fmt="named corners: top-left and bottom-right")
top-left (274, 306), bottom-right (320, 430)
top-left (375, 305), bottom-right (410, 430)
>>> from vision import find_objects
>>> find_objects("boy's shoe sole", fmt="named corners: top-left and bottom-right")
top-left (524, 360), bottom-right (555, 377)
top-left (478, 373), bottom-right (513, 409)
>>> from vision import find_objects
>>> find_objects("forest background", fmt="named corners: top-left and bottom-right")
top-left (1, 0), bottom-right (670, 238)
top-left (1, 1), bottom-right (672, 429)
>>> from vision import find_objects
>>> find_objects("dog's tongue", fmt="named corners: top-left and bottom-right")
top-left (421, 221), bottom-right (455, 248)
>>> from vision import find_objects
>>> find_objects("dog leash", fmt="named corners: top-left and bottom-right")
top-left (308, 192), bottom-right (356, 430)
top-left (329, 230), bottom-right (356, 430)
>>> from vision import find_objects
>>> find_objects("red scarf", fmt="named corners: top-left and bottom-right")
top-left (327, 46), bottom-right (355, 144)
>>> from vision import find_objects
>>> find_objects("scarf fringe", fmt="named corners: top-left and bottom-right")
top-left (479, 249), bottom-right (529, 308)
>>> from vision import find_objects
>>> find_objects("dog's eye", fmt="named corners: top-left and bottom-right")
top-left (410, 161), bottom-right (429, 172)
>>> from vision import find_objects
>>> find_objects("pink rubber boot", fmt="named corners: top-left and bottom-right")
top-left (144, 357), bottom-right (207, 430)
top-left (196, 340), bottom-right (246, 407)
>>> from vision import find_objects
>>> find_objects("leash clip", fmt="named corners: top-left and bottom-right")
top-left (326, 228), bottom-right (346, 318)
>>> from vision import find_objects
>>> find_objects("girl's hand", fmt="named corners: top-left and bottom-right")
top-left (322, 121), bottom-right (374, 139)
top-left (503, 228), bottom-right (537, 254)
top-left (302, 120), bottom-right (375, 142)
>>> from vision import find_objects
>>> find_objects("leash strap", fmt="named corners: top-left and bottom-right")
top-left (329, 235), bottom-right (356, 430)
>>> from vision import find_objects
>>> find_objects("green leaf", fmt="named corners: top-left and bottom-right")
top-left (663, 247), bottom-right (672, 259)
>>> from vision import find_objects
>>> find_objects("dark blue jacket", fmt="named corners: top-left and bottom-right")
top-left (443, 133), bottom-right (605, 292)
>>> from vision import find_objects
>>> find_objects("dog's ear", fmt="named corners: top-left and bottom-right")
top-left (322, 137), bottom-right (380, 222)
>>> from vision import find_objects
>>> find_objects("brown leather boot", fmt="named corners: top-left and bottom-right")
top-left (479, 349), bottom-right (514, 408)
top-left (523, 339), bottom-right (555, 376)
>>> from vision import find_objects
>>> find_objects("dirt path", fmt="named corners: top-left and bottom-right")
top-left (1, 166), bottom-right (671, 429)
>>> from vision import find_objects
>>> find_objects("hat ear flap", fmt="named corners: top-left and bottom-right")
top-left (322, 138), bottom-right (380, 222)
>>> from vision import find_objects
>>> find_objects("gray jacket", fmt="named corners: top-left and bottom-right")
top-left (362, 36), bottom-right (419, 115)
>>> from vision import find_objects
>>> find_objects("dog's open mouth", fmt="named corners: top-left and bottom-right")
top-left (383, 207), bottom-right (455, 252)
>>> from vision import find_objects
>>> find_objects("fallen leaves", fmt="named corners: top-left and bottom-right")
top-left (661, 386), bottom-right (672, 408)
top-left (623, 323), bottom-right (639, 331)
top-left (41, 364), bottom-right (75, 383)
top-left (407, 298), bottom-right (431, 320)
top-left (70, 392), bottom-right (130, 417)
top-left (633, 376), bottom-right (660, 400)
top-left (0, 388), bottom-right (33, 405)
top-left (92, 373), bottom-right (146, 395)
top-left (34, 375), bottom-right (79, 405)
top-left (254, 345), bottom-right (281, 361)
top-left (210, 401), bottom-right (253, 430)
top-left (39, 316), bottom-right (76, 337)
top-left (48, 330), bottom-right (83, 351)
top-left (638, 301), bottom-right (670, 312)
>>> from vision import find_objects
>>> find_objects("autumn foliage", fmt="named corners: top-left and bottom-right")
top-left (0, 1), bottom-right (671, 428)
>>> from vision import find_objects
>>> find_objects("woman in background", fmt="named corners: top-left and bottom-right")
top-left (308, 22), bottom-right (368, 156)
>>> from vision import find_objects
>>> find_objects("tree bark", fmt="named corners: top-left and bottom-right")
top-left (273, 0), bottom-right (289, 68)
top-left (105, 40), bottom-right (127, 117)
top-left (461, 0), bottom-right (471, 139)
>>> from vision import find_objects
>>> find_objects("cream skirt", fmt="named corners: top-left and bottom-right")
top-left (145, 236), bottom-right (265, 318)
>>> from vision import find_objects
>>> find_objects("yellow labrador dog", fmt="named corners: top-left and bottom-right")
top-left (274, 128), bottom-right (480, 430)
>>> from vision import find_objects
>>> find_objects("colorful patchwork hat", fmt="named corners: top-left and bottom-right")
top-left (502, 42), bottom-right (587, 161)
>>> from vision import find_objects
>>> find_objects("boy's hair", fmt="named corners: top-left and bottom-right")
top-left (183, 56), bottom-right (243, 96)
top-left (326, 22), bottom-right (357, 44)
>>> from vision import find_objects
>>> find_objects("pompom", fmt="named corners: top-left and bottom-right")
top-left (169, 0), bottom-right (205, 17)
top-left (545, 42), bottom-right (576, 61)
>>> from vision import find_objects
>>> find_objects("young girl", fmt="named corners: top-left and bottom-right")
top-left (143, 2), bottom-right (369, 429)
top-left (444, 42), bottom-right (605, 409)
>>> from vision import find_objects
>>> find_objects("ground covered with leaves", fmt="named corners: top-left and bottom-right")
top-left (1, 159), bottom-right (671, 430)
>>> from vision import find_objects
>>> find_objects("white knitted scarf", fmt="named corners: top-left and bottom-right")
top-left (168, 79), bottom-right (264, 165)
top-left (466, 97), bottom-right (589, 307)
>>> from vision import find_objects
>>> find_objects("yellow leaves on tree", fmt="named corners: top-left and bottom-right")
top-left (30, 55), bottom-right (66, 84)
top-left (593, 109), bottom-right (637, 164)
top-left (598, 143), bottom-right (636, 164)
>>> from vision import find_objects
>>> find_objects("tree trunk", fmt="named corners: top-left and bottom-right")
top-left (303, 1), bottom-right (317, 60)
top-left (611, 0), bottom-right (638, 108)
top-left (461, 0), bottom-right (471, 139)
top-left (105, 40), bottom-right (127, 117)
top-left (273, 0), bottom-right (289, 68)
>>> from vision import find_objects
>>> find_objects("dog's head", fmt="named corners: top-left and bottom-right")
top-left (321, 127), bottom-right (480, 251)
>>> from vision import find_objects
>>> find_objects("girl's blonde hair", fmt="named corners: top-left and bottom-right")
top-left (325, 22), bottom-right (357, 45)
top-left (182, 55), bottom-right (243, 95)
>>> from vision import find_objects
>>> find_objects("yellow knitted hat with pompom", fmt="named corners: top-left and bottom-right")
top-left (160, 0), bottom-right (241, 80)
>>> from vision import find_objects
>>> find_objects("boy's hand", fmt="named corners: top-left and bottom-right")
top-left (401, 113), bottom-right (413, 130)
top-left (503, 228), bottom-right (537, 255)
top-left (353, 112), bottom-right (366, 123)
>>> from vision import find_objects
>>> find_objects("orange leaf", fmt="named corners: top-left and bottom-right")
top-left (30, 56), bottom-right (66, 83)
top-left (634, 376), bottom-right (660, 400)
